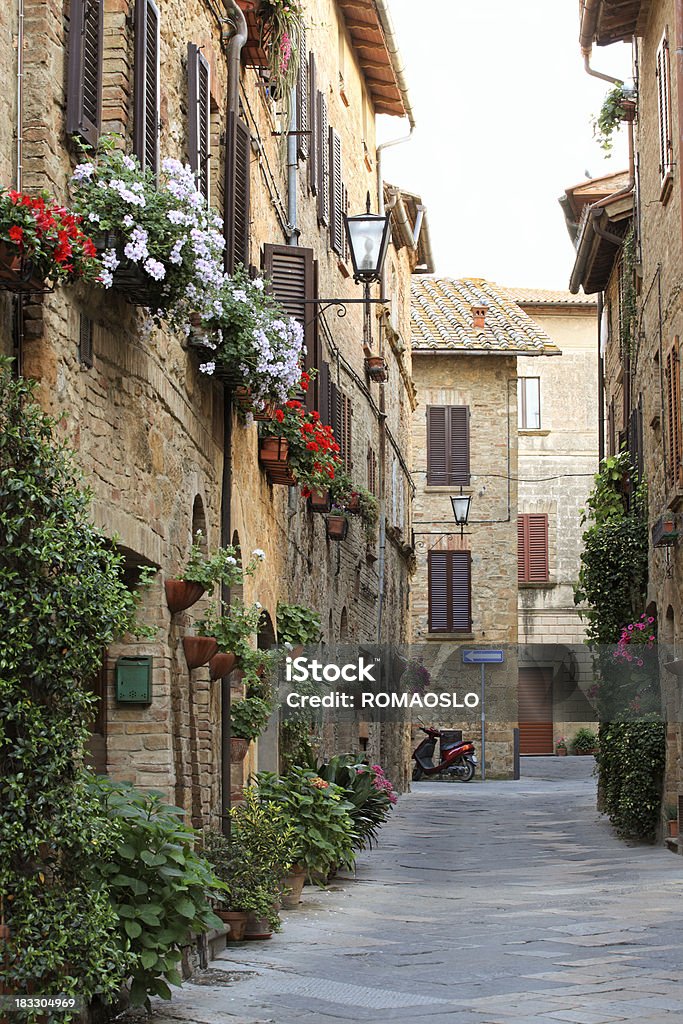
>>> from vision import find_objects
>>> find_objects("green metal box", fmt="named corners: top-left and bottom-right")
top-left (115, 656), bottom-right (153, 704)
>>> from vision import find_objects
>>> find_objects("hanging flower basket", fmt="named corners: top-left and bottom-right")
top-left (183, 635), bottom-right (219, 670)
top-left (325, 514), bottom-right (349, 542)
top-left (209, 651), bottom-right (238, 680)
top-left (165, 579), bottom-right (206, 614)
top-left (0, 241), bottom-right (47, 294)
top-left (308, 489), bottom-right (331, 513)
top-left (365, 355), bottom-right (388, 383)
top-left (259, 436), bottom-right (296, 485)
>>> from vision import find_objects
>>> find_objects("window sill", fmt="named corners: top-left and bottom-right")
top-left (424, 485), bottom-right (473, 493)
top-left (518, 429), bottom-right (550, 436)
top-left (426, 632), bottom-right (474, 640)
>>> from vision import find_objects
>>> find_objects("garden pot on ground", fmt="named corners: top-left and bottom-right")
top-left (209, 651), bottom-right (237, 680)
top-left (281, 864), bottom-right (306, 909)
top-left (308, 489), bottom-right (331, 513)
top-left (244, 911), bottom-right (274, 940)
top-left (325, 514), bottom-right (349, 541)
top-left (165, 579), bottom-right (205, 614)
top-left (230, 736), bottom-right (250, 762)
top-left (216, 909), bottom-right (249, 941)
top-left (183, 635), bottom-right (218, 670)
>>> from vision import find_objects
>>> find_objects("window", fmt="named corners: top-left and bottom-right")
top-left (665, 337), bottom-right (682, 488)
top-left (656, 31), bottom-right (673, 192)
top-left (518, 378), bottom-right (541, 430)
top-left (518, 514), bottom-right (549, 583)
top-left (428, 551), bottom-right (471, 633)
top-left (426, 406), bottom-right (469, 485)
top-left (225, 112), bottom-right (251, 272)
top-left (187, 43), bottom-right (211, 199)
top-left (134, 0), bottom-right (160, 176)
top-left (66, 0), bottom-right (103, 147)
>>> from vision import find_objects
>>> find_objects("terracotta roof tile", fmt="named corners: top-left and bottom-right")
top-left (411, 278), bottom-right (562, 355)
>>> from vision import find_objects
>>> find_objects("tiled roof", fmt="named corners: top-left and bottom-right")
top-left (504, 286), bottom-right (597, 307)
top-left (411, 278), bottom-right (561, 355)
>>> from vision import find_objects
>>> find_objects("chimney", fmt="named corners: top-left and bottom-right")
top-left (471, 303), bottom-right (488, 329)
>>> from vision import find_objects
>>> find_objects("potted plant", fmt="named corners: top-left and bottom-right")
top-left (556, 737), bottom-right (568, 757)
top-left (664, 803), bottom-right (679, 838)
top-left (0, 188), bottom-right (101, 293)
top-left (166, 534), bottom-right (264, 614)
top-left (571, 728), bottom-right (598, 756)
top-left (261, 399), bottom-right (341, 492)
top-left (325, 505), bottom-right (351, 542)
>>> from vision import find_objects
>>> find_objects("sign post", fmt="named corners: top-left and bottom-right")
top-left (462, 649), bottom-right (505, 782)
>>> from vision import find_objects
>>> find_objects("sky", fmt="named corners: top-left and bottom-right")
top-left (377, 0), bottom-right (633, 290)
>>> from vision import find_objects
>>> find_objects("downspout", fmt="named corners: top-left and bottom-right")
top-left (220, 0), bottom-right (247, 838)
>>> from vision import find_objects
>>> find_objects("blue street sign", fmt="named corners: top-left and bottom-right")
top-left (462, 649), bottom-right (505, 664)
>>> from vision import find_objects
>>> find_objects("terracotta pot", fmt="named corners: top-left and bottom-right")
top-left (667, 819), bottom-right (679, 838)
top-left (308, 489), bottom-right (331, 513)
top-left (244, 911), bottom-right (274, 940)
top-left (183, 635), bottom-right (219, 670)
top-left (230, 736), bottom-right (250, 763)
top-left (325, 514), bottom-right (349, 541)
top-left (556, 748), bottom-right (567, 756)
top-left (165, 579), bottom-right (206, 614)
top-left (216, 909), bottom-right (249, 941)
top-left (282, 864), bottom-right (306, 909)
top-left (209, 651), bottom-right (237, 680)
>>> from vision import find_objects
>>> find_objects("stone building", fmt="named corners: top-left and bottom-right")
top-left (409, 277), bottom-right (560, 777)
top-left (0, 0), bottom-right (423, 822)
top-left (574, 0), bottom-right (683, 833)
top-left (509, 287), bottom-right (600, 755)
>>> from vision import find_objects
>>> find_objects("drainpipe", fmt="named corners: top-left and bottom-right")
top-left (220, 0), bottom-right (247, 837)
top-left (287, 85), bottom-right (299, 245)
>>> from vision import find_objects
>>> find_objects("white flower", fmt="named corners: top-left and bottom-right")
top-left (251, 549), bottom-right (266, 561)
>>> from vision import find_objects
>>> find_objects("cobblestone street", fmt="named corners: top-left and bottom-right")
top-left (128, 758), bottom-right (683, 1024)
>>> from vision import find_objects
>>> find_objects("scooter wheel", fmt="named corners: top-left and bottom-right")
top-left (412, 764), bottom-right (424, 781)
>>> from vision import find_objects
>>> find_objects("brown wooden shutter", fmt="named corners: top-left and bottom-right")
top-left (262, 244), bottom-right (315, 384)
top-left (66, 0), bottom-right (103, 147)
top-left (666, 338), bottom-right (682, 487)
top-left (225, 112), bottom-right (251, 272)
top-left (657, 33), bottom-right (673, 184)
top-left (318, 92), bottom-right (329, 225)
top-left (518, 514), bottom-right (549, 583)
top-left (428, 551), bottom-right (471, 633)
top-left (296, 27), bottom-right (308, 160)
top-left (134, 0), bottom-right (160, 175)
top-left (329, 127), bottom-right (343, 254)
top-left (308, 54), bottom-right (318, 194)
top-left (187, 44), bottom-right (211, 199)
top-left (427, 406), bottom-right (470, 485)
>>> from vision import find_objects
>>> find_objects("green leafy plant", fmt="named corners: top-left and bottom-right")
top-left (255, 767), bottom-right (357, 880)
top-left (571, 727), bottom-right (598, 754)
top-left (592, 82), bottom-right (631, 154)
top-left (90, 777), bottom-right (224, 1008)
top-left (182, 533), bottom-right (264, 592)
top-left (0, 362), bottom-right (153, 1019)
top-left (230, 696), bottom-right (273, 742)
top-left (276, 602), bottom-right (323, 647)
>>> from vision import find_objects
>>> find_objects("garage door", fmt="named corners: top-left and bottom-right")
top-left (518, 667), bottom-right (553, 755)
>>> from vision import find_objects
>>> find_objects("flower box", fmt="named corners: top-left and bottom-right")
top-left (259, 436), bottom-right (296, 485)
top-left (0, 241), bottom-right (47, 294)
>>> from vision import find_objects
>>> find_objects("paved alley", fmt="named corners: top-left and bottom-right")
top-left (129, 758), bottom-right (683, 1024)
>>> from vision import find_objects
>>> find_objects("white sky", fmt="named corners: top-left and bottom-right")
top-left (377, 0), bottom-right (633, 290)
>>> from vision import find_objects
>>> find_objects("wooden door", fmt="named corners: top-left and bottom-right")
top-left (518, 668), bottom-right (553, 755)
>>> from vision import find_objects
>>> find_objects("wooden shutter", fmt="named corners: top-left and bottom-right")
top-left (329, 127), bottom-right (343, 254)
top-left (656, 32), bottom-right (673, 185)
top-left (518, 514), bottom-right (549, 583)
top-left (427, 406), bottom-right (470, 485)
top-left (188, 44), bottom-right (211, 199)
top-left (297, 27), bottom-right (308, 160)
top-left (666, 338), bottom-right (682, 487)
top-left (66, 0), bottom-right (103, 147)
top-left (225, 112), bottom-right (251, 272)
top-left (318, 92), bottom-right (329, 225)
top-left (428, 551), bottom-right (471, 633)
top-left (134, 0), bottom-right (160, 176)
top-left (262, 244), bottom-right (315, 383)
top-left (308, 54), bottom-right (318, 194)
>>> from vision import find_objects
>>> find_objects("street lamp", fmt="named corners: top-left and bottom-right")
top-left (343, 192), bottom-right (392, 357)
top-left (451, 492), bottom-right (472, 537)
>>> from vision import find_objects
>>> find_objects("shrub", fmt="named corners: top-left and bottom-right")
top-left (90, 778), bottom-right (224, 1008)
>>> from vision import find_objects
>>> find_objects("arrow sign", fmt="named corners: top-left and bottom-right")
top-left (462, 649), bottom-right (505, 665)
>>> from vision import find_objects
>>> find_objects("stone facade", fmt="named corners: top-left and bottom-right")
top-left (0, 0), bottom-right (420, 820)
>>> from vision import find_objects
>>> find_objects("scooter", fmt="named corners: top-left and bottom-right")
top-left (412, 726), bottom-right (477, 782)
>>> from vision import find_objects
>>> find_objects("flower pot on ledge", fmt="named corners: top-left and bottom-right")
top-left (183, 635), bottom-right (218, 670)
top-left (325, 514), bottom-right (349, 541)
top-left (165, 579), bottom-right (206, 614)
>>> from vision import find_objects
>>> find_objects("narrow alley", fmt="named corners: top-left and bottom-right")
top-left (128, 759), bottom-right (683, 1024)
